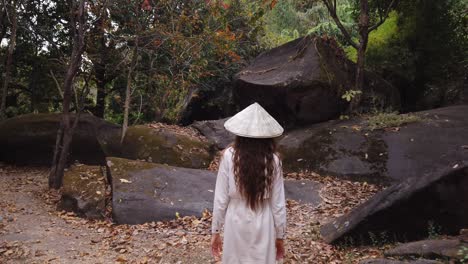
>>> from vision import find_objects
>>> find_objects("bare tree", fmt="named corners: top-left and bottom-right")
top-left (0, 0), bottom-right (20, 120)
top-left (121, 2), bottom-right (141, 143)
top-left (49, 0), bottom-right (87, 189)
top-left (322, 0), bottom-right (396, 112)
top-left (121, 41), bottom-right (138, 143)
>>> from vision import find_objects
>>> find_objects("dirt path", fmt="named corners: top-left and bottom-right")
top-left (0, 166), bottom-right (382, 263)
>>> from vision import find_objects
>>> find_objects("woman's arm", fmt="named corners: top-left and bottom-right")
top-left (211, 151), bottom-right (230, 234)
top-left (271, 157), bottom-right (286, 240)
top-left (211, 151), bottom-right (230, 259)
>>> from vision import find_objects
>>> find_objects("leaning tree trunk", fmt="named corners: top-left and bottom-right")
top-left (49, 0), bottom-right (86, 189)
top-left (349, 0), bottom-right (370, 113)
top-left (0, 0), bottom-right (18, 120)
top-left (121, 41), bottom-right (138, 143)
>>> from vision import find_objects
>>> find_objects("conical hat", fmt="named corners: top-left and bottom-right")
top-left (224, 102), bottom-right (284, 138)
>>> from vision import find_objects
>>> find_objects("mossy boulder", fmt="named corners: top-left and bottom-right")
top-left (108, 157), bottom-right (322, 224)
top-left (0, 113), bottom-right (119, 165)
top-left (234, 36), bottom-right (400, 127)
top-left (278, 105), bottom-right (468, 183)
top-left (114, 125), bottom-right (214, 169)
top-left (57, 164), bottom-right (109, 219)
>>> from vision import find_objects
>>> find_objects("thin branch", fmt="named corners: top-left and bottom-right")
top-left (368, 0), bottom-right (397, 32)
top-left (322, 0), bottom-right (359, 49)
top-left (50, 70), bottom-right (63, 99)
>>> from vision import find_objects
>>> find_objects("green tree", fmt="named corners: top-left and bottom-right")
top-left (322, 0), bottom-right (397, 112)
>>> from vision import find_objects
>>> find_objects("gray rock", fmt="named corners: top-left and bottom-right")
top-left (0, 113), bottom-right (118, 166)
top-left (385, 239), bottom-right (467, 259)
top-left (320, 163), bottom-right (468, 244)
top-left (193, 106), bottom-right (468, 184)
top-left (359, 259), bottom-right (442, 264)
top-left (234, 36), bottom-right (400, 127)
top-left (191, 118), bottom-right (234, 150)
top-left (284, 180), bottom-right (322, 205)
top-left (109, 157), bottom-right (322, 224)
top-left (279, 105), bottom-right (468, 183)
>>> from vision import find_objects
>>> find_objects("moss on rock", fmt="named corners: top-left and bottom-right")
top-left (58, 164), bottom-right (108, 219)
top-left (119, 125), bottom-right (214, 169)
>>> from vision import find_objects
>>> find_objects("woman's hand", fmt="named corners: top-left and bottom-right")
top-left (276, 239), bottom-right (285, 260)
top-left (211, 233), bottom-right (222, 260)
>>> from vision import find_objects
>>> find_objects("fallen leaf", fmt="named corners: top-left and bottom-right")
top-left (119, 179), bottom-right (132, 184)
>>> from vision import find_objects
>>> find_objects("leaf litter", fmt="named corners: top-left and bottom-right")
top-left (0, 163), bottom-right (386, 263)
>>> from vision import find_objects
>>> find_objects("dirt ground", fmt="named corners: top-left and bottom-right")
top-left (0, 165), bottom-right (383, 264)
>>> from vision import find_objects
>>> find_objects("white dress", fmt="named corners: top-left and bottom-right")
top-left (212, 147), bottom-right (287, 264)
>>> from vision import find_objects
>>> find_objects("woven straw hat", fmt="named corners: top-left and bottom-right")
top-left (224, 102), bottom-right (284, 138)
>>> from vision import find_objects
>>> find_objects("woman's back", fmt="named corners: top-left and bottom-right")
top-left (212, 146), bottom-right (286, 264)
top-left (210, 103), bottom-right (286, 264)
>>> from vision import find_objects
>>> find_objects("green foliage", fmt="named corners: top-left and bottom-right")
top-left (459, 246), bottom-right (468, 263)
top-left (102, 0), bottom-right (264, 124)
top-left (366, 112), bottom-right (421, 131)
top-left (342, 90), bottom-right (362, 102)
top-left (258, 0), bottom-right (356, 49)
top-left (365, 11), bottom-right (400, 65)
top-left (367, 231), bottom-right (390, 247)
top-left (366, 0), bottom-right (467, 110)
top-left (427, 220), bottom-right (442, 239)
top-left (0, 0), bottom-right (262, 124)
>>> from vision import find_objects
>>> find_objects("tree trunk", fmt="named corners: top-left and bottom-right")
top-left (92, 5), bottom-right (108, 118)
top-left (121, 41), bottom-right (138, 143)
top-left (94, 64), bottom-right (106, 118)
top-left (0, 0), bottom-right (18, 120)
top-left (49, 0), bottom-right (86, 189)
top-left (349, 0), bottom-right (370, 112)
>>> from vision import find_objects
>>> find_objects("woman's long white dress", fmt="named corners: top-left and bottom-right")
top-left (212, 147), bottom-right (287, 264)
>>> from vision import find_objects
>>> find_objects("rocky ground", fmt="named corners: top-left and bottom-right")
top-left (1, 165), bottom-right (390, 264)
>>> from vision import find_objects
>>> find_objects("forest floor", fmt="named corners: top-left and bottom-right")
top-left (0, 165), bottom-right (387, 264)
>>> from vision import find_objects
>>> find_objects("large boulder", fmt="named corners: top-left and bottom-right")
top-left (57, 164), bottom-right (109, 219)
top-left (103, 125), bottom-right (215, 169)
top-left (279, 105), bottom-right (468, 182)
top-left (320, 163), bottom-right (468, 244)
top-left (0, 113), bottom-right (118, 165)
top-left (234, 36), bottom-right (400, 127)
top-left (191, 118), bottom-right (234, 150)
top-left (108, 157), bottom-right (322, 224)
top-left (0, 114), bottom-right (214, 169)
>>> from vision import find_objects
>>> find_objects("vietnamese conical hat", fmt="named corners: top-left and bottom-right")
top-left (224, 102), bottom-right (284, 138)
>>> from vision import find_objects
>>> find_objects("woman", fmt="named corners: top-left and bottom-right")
top-left (211, 102), bottom-right (286, 264)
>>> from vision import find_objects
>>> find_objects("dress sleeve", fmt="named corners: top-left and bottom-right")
top-left (211, 151), bottom-right (230, 234)
top-left (271, 157), bottom-right (286, 239)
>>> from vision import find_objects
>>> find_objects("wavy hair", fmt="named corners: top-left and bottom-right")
top-left (233, 136), bottom-right (277, 211)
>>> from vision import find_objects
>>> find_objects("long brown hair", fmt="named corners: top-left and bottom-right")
top-left (233, 136), bottom-right (277, 211)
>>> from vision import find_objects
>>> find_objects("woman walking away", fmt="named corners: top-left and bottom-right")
top-left (211, 102), bottom-right (286, 264)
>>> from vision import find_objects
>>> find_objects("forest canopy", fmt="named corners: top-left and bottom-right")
top-left (0, 0), bottom-right (466, 124)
